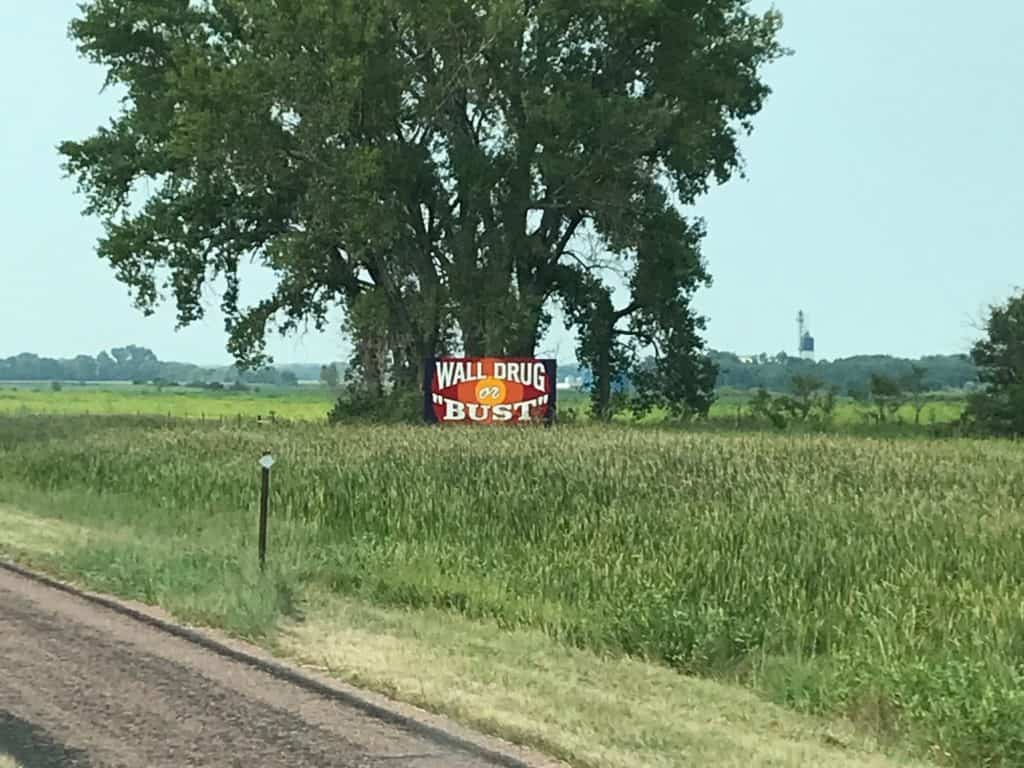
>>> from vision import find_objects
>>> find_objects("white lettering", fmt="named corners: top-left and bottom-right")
top-left (513, 400), bottom-right (532, 421)
top-left (466, 403), bottom-right (489, 422)
top-left (532, 362), bottom-right (547, 392)
top-left (443, 397), bottom-right (549, 422)
top-left (478, 386), bottom-right (501, 401)
top-left (437, 360), bottom-right (492, 389)
top-left (443, 399), bottom-right (466, 420)
top-left (436, 361), bottom-right (459, 390)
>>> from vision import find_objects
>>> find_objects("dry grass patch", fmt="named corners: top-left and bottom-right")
top-left (276, 592), bottom-right (933, 768)
top-left (0, 505), bottom-right (95, 557)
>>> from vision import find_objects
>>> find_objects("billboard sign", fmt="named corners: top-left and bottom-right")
top-left (424, 357), bottom-right (557, 424)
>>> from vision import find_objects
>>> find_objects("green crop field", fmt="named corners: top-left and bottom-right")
top-left (0, 413), bottom-right (1019, 766)
top-left (0, 383), bottom-right (337, 421)
top-left (0, 383), bottom-right (966, 429)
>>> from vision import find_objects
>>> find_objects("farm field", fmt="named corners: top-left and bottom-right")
top-left (0, 383), bottom-right (338, 421)
top-left (0, 383), bottom-right (967, 428)
top-left (0, 414), bottom-right (1019, 766)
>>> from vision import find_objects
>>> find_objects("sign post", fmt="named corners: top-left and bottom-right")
top-left (257, 451), bottom-right (275, 570)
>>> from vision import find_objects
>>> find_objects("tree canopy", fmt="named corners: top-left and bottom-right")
top-left (61, 0), bottom-right (785, 416)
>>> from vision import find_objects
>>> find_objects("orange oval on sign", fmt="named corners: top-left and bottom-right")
top-left (475, 377), bottom-right (507, 404)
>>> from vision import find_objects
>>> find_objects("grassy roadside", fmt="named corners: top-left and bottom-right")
top-left (4, 415), bottom-right (1021, 765)
top-left (0, 494), bottom-right (932, 768)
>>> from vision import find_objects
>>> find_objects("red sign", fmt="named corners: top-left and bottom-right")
top-left (423, 357), bottom-right (557, 424)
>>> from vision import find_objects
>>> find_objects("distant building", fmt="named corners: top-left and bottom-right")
top-left (556, 375), bottom-right (583, 391)
top-left (797, 311), bottom-right (816, 361)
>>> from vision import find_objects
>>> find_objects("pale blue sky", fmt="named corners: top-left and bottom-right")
top-left (2, 2), bottom-right (1021, 364)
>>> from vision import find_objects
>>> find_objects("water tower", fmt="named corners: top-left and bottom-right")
top-left (797, 310), bottom-right (815, 360)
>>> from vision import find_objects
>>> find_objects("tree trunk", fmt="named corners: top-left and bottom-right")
top-left (508, 320), bottom-right (542, 358)
top-left (593, 346), bottom-right (612, 420)
top-left (590, 319), bottom-right (615, 421)
top-left (460, 313), bottom-right (486, 357)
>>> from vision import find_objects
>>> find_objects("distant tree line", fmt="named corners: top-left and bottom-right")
top-left (709, 351), bottom-right (977, 394)
top-left (0, 345), bottom-right (328, 386)
top-left (569, 351), bottom-right (976, 398)
top-left (0, 345), bottom-right (980, 396)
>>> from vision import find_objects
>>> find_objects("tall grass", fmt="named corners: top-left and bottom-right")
top-left (0, 415), bottom-right (1020, 766)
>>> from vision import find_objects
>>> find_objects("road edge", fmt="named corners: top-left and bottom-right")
top-left (0, 558), bottom-right (556, 768)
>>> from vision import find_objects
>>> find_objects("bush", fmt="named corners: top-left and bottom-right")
top-left (749, 388), bottom-right (788, 429)
top-left (557, 406), bottom-right (579, 424)
top-left (327, 388), bottom-right (423, 425)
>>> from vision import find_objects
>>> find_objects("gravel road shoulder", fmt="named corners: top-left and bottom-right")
top-left (0, 563), bottom-right (558, 768)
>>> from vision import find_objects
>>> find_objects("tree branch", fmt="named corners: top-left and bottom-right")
top-left (552, 211), bottom-right (585, 259)
top-left (613, 301), bottom-right (641, 321)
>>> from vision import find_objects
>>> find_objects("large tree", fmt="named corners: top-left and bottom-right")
top-left (61, 0), bottom-right (785, 397)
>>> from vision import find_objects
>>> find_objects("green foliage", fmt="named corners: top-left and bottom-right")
top-left (0, 346), bottom-right (310, 386)
top-left (60, 0), bottom-right (786, 408)
top-left (965, 289), bottom-right (1024, 437)
top-left (556, 405), bottom-right (580, 424)
top-left (749, 387), bottom-right (787, 429)
top-left (778, 374), bottom-right (836, 421)
top-left (868, 373), bottom-right (906, 423)
top-left (900, 365), bottom-right (929, 424)
top-left (747, 376), bottom-right (837, 429)
top-left (713, 351), bottom-right (977, 393)
top-left (326, 388), bottom-right (422, 425)
top-left (628, 309), bottom-right (719, 421)
top-left (1, 416), bottom-right (1023, 766)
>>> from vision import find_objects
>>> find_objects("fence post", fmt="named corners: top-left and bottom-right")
top-left (257, 452), bottom-right (275, 570)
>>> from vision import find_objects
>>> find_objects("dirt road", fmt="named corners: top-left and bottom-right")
top-left (0, 565), bottom-right (540, 768)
